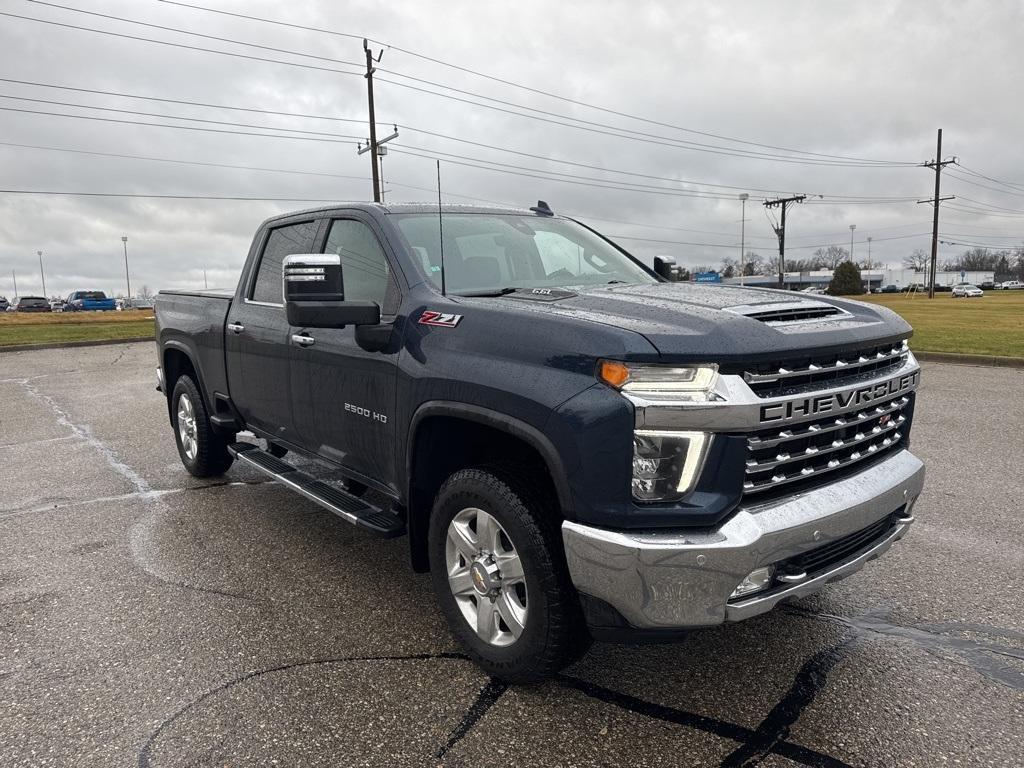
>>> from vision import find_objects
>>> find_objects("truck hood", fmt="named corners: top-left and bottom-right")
top-left (483, 282), bottom-right (910, 362)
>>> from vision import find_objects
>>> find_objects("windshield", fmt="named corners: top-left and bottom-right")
top-left (391, 213), bottom-right (656, 295)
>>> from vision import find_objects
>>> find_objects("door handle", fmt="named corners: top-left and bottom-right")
top-left (291, 333), bottom-right (316, 347)
top-left (227, 322), bottom-right (245, 334)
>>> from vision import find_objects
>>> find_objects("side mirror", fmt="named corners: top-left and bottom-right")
top-left (653, 256), bottom-right (678, 281)
top-left (283, 254), bottom-right (381, 328)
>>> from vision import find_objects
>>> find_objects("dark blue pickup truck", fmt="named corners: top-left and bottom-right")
top-left (66, 290), bottom-right (116, 311)
top-left (155, 202), bottom-right (924, 681)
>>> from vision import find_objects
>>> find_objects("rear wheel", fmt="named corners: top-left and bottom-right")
top-left (428, 468), bottom-right (589, 682)
top-left (171, 375), bottom-right (234, 477)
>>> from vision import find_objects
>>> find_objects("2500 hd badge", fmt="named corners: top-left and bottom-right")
top-left (760, 370), bottom-right (920, 423)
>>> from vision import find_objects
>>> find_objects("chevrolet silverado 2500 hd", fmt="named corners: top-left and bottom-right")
top-left (155, 203), bottom-right (924, 681)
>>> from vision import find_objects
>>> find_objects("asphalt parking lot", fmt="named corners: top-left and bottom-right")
top-left (1, 342), bottom-right (1022, 767)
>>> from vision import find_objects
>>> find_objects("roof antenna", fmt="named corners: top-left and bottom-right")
top-left (436, 159), bottom-right (447, 296)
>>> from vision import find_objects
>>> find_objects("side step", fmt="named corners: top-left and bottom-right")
top-left (228, 443), bottom-right (405, 538)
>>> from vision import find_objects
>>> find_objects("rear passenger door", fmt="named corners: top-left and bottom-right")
top-left (225, 219), bottom-right (321, 442)
top-left (290, 216), bottom-right (402, 489)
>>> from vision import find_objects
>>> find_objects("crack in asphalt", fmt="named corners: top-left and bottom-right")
top-left (135, 652), bottom-right (472, 768)
top-left (435, 677), bottom-right (509, 759)
top-left (719, 639), bottom-right (857, 768)
top-left (135, 652), bottom-right (852, 768)
top-left (783, 604), bottom-right (1024, 691)
top-left (556, 673), bottom-right (852, 768)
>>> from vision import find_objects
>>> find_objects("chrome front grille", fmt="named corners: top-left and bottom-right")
top-left (743, 340), bottom-right (909, 397)
top-left (744, 393), bottom-right (911, 497)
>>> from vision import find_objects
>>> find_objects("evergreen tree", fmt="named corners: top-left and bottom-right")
top-left (828, 261), bottom-right (865, 295)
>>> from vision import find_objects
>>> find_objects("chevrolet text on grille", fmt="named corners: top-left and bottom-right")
top-left (759, 370), bottom-right (920, 424)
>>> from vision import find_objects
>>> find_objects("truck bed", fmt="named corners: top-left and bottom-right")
top-left (155, 290), bottom-right (233, 402)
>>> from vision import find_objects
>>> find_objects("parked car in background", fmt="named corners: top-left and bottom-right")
top-left (880, 284), bottom-right (900, 294)
top-left (1001, 280), bottom-right (1022, 290)
top-left (66, 290), bottom-right (116, 311)
top-left (0, 296), bottom-right (9, 312)
top-left (800, 286), bottom-right (827, 295)
top-left (13, 296), bottom-right (52, 312)
top-left (951, 283), bottom-right (984, 298)
top-left (49, 298), bottom-right (66, 312)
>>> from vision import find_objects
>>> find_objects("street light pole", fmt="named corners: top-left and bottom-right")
top-left (738, 193), bottom-right (749, 286)
top-left (849, 224), bottom-right (856, 264)
top-left (37, 250), bottom-right (46, 297)
top-left (121, 236), bottom-right (131, 305)
top-left (12, 269), bottom-right (17, 297)
top-left (866, 236), bottom-right (873, 289)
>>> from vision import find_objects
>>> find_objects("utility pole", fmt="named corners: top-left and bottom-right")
top-left (764, 195), bottom-right (806, 289)
top-left (358, 123), bottom-right (398, 203)
top-left (918, 128), bottom-right (956, 299)
top-left (738, 193), bottom-right (749, 286)
top-left (362, 39), bottom-right (382, 203)
top-left (37, 250), bottom-right (46, 297)
top-left (849, 224), bottom-right (856, 263)
top-left (12, 269), bottom-right (17, 297)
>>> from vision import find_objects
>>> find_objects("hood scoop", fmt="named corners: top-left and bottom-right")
top-left (724, 300), bottom-right (850, 325)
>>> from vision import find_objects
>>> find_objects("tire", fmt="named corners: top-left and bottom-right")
top-left (428, 467), bottom-right (590, 682)
top-left (171, 375), bottom-right (234, 478)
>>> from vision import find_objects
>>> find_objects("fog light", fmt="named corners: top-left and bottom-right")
top-left (730, 566), bottom-right (775, 599)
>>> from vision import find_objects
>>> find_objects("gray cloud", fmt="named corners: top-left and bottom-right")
top-left (0, 0), bottom-right (1020, 298)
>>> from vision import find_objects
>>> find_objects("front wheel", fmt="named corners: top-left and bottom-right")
top-left (428, 468), bottom-right (590, 682)
top-left (171, 375), bottom-right (234, 478)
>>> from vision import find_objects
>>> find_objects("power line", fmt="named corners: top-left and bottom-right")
top-left (3, 76), bottom-right (917, 200)
top-left (611, 232), bottom-right (929, 251)
top-left (0, 10), bottom-right (362, 77)
top-left (0, 139), bottom-right (926, 249)
top-left (388, 146), bottom-right (756, 200)
top-left (9, 6), bottom-right (912, 168)
top-left (0, 140), bottom-right (372, 181)
top-left (0, 93), bottom-right (363, 138)
top-left (8, 6), bottom-right (921, 169)
top-left (0, 190), bottom-right (355, 201)
top-left (23, 0), bottom-right (363, 68)
top-left (0, 105), bottom-right (363, 144)
top-left (378, 75), bottom-right (915, 168)
top-left (0, 77), bottom-right (372, 125)
top-left (157, 0), bottom-right (913, 166)
top-left (955, 163), bottom-right (1024, 193)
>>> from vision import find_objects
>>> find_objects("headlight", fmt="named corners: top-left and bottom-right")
top-left (632, 430), bottom-right (710, 501)
top-left (597, 360), bottom-right (720, 402)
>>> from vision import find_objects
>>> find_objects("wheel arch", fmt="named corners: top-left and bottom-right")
top-left (162, 342), bottom-right (207, 422)
top-left (405, 402), bottom-right (573, 572)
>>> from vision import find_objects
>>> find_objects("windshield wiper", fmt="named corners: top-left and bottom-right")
top-left (452, 287), bottom-right (519, 297)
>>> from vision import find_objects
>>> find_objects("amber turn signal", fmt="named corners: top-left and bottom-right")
top-left (597, 359), bottom-right (631, 389)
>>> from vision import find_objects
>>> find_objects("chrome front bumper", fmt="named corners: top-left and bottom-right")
top-left (562, 449), bottom-right (925, 629)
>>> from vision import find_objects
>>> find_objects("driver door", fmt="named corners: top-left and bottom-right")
top-left (289, 216), bottom-right (402, 489)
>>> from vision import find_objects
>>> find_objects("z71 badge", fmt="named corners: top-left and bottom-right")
top-left (419, 310), bottom-right (463, 328)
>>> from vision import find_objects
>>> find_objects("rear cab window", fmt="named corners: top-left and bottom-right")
top-left (250, 220), bottom-right (320, 305)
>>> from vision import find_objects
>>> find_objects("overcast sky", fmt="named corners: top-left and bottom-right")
top-left (0, 0), bottom-right (1021, 298)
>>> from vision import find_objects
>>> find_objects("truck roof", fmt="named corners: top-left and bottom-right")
top-left (260, 202), bottom-right (551, 227)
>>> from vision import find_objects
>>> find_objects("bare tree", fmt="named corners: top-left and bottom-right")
top-left (138, 285), bottom-right (154, 300)
top-left (903, 248), bottom-right (929, 271)
top-left (742, 251), bottom-right (763, 276)
top-left (812, 245), bottom-right (850, 269)
top-left (759, 255), bottom-right (781, 276)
